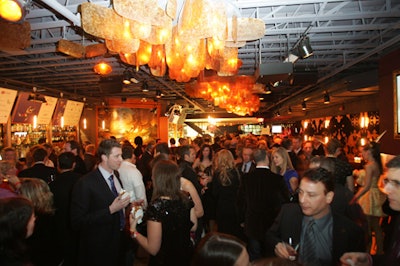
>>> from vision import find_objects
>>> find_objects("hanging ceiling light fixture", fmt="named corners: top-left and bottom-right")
top-left (288, 106), bottom-right (292, 114)
top-left (0, 0), bottom-right (30, 22)
top-left (324, 91), bottom-right (330, 104)
top-left (93, 61), bottom-right (112, 75)
top-left (80, 1), bottom-right (265, 83)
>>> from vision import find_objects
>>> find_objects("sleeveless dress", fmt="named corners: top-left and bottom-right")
top-left (145, 197), bottom-right (194, 266)
top-left (358, 173), bottom-right (386, 217)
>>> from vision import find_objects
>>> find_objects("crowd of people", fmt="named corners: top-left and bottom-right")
top-left (0, 132), bottom-right (400, 266)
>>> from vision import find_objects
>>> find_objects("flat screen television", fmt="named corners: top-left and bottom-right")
top-left (271, 125), bottom-right (283, 134)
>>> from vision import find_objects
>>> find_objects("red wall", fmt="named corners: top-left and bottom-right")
top-left (379, 48), bottom-right (400, 155)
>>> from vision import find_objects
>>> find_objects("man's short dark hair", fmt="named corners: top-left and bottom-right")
top-left (155, 142), bottom-right (170, 155)
top-left (281, 138), bottom-right (293, 150)
top-left (326, 138), bottom-right (342, 155)
top-left (58, 152), bottom-right (76, 170)
top-left (303, 167), bottom-right (335, 194)
top-left (97, 139), bottom-right (121, 160)
top-left (33, 147), bottom-right (47, 162)
top-left (67, 140), bottom-right (81, 153)
top-left (179, 145), bottom-right (194, 160)
top-left (122, 145), bottom-right (134, 160)
top-left (169, 138), bottom-right (176, 145)
top-left (386, 155), bottom-right (400, 169)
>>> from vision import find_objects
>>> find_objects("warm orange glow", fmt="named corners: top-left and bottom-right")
top-left (93, 62), bottom-right (112, 75)
top-left (185, 74), bottom-right (260, 116)
top-left (0, 0), bottom-right (23, 22)
top-left (83, 118), bottom-right (87, 129)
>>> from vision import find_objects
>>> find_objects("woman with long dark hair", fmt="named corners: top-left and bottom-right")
top-left (0, 197), bottom-right (36, 266)
top-left (130, 159), bottom-right (197, 266)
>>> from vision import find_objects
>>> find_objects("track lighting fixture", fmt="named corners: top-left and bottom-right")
top-left (156, 89), bottom-right (163, 98)
top-left (122, 68), bottom-right (140, 84)
top-left (324, 91), bottom-right (330, 104)
top-left (141, 82), bottom-right (149, 92)
top-left (122, 69), bottom-right (132, 85)
top-left (265, 85), bottom-right (272, 94)
top-left (298, 36), bottom-right (313, 59)
top-left (302, 100), bottom-right (307, 110)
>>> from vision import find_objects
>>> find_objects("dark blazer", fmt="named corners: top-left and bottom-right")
top-left (180, 160), bottom-right (202, 196)
top-left (237, 161), bottom-right (256, 176)
top-left (70, 168), bottom-right (124, 266)
top-left (265, 204), bottom-right (366, 264)
top-left (242, 167), bottom-right (289, 240)
top-left (18, 163), bottom-right (57, 183)
top-left (50, 170), bottom-right (82, 266)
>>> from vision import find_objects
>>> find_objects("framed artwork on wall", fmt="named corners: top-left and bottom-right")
top-left (394, 70), bottom-right (400, 138)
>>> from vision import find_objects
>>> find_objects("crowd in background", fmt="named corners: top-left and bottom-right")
top-left (0, 132), bottom-right (399, 266)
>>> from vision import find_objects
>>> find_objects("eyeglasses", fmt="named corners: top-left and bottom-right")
top-left (383, 178), bottom-right (400, 189)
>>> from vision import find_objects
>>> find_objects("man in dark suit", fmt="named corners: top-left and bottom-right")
top-left (49, 152), bottom-right (82, 266)
top-left (266, 168), bottom-right (365, 265)
top-left (241, 148), bottom-right (289, 261)
top-left (18, 146), bottom-right (57, 183)
top-left (83, 144), bottom-right (97, 172)
top-left (70, 139), bottom-right (130, 266)
top-left (64, 140), bottom-right (87, 175)
top-left (237, 145), bottom-right (256, 176)
top-left (179, 145), bottom-right (202, 195)
top-left (341, 155), bottom-right (400, 266)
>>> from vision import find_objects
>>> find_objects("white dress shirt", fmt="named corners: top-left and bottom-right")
top-left (118, 160), bottom-right (147, 208)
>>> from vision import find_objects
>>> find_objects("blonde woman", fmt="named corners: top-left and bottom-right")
top-left (212, 149), bottom-right (244, 240)
top-left (19, 178), bottom-right (61, 266)
top-left (271, 147), bottom-right (299, 195)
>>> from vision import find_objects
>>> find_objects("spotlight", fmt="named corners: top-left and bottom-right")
top-left (265, 85), bottom-right (272, 94)
top-left (298, 36), bottom-right (313, 59)
top-left (324, 92), bottom-right (330, 104)
top-left (122, 69), bottom-right (132, 85)
top-left (302, 100), bottom-right (307, 110)
top-left (156, 89), bottom-right (163, 98)
top-left (0, 0), bottom-right (29, 22)
top-left (141, 82), bottom-right (149, 92)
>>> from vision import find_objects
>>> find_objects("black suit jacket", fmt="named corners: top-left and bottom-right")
top-left (18, 163), bottom-right (57, 183)
top-left (242, 168), bottom-right (289, 239)
top-left (50, 171), bottom-right (82, 266)
top-left (180, 160), bottom-right (202, 196)
top-left (70, 168), bottom-right (124, 266)
top-left (237, 161), bottom-right (256, 177)
top-left (266, 203), bottom-right (366, 264)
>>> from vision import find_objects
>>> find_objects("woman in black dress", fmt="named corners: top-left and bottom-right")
top-left (130, 159), bottom-right (197, 266)
top-left (212, 149), bottom-right (244, 240)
